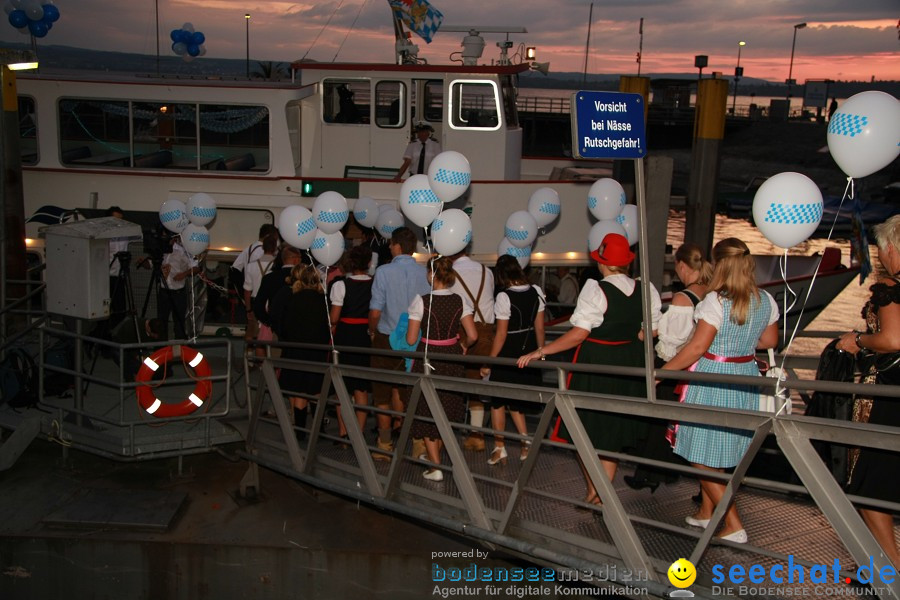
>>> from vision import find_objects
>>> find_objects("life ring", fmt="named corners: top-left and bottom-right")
top-left (135, 346), bottom-right (211, 417)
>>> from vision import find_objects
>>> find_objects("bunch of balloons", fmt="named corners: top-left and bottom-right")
top-left (497, 187), bottom-right (560, 268)
top-left (278, 191), bottom-right (350, 267)
top-left (5, 0), bottom-right (60, 38)
top-left (158, 192), bottom-right (218, 256)
top-left (397, 150), bottom-right (473, 256)
top-left (170, 22), bottom-right (207, 61)
top-left (585, 178), bottom-right (639, 255)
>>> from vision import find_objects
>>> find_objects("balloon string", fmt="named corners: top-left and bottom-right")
top-left (777, 175), bottom-right (854, 374)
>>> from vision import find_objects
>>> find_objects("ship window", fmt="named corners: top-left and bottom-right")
top-left (18, 96), bottom-right (36, 165)
top-left (374, 81), bottom-right (405, 128)
top-left (57, 98), bottom-right (269, 172)
top-left (448, 80), bottom-right (500, 130)
top-left (322, 79), bottom-right (369, 124)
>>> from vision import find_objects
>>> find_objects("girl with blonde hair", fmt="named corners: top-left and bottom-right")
top-left (662, 238), bottom-right (779, 544)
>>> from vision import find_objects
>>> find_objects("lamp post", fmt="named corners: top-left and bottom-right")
top-left (245, 13), bottom-right (250, 79)
top-left (732, 41), bottom-right (745, 115)
top-left (787, 22), bottom-right (806, 98)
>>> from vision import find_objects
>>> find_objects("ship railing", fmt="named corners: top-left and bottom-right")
top-left (0, 262), bottom-right (47, 357)
top-left (517, 95), bottom-right (572, 115)
top-left (32, 325), bottom-right (239, 462)
top-left (239, 340), bottom-right (900, 599)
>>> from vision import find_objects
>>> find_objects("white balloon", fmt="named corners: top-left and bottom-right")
top-left (752, 172), bottom-right (823, 249)
top-left (353, 196), bottom-right (379, 228)
top-left (375, 209), bottom-right (405, 240)
top-left (186, 192), bottom-right (217, 226)
top-left (431, 208), bottom-right (472, 256)
top-left (182, 22), bottom-right (194, 32)
top-left (399, 174), bottom-right (442, 228)
top-left (527, 187), bottom-right (561, 228)
top-left (312, 191), bottom-right (349, 234)
top-left (310, 230), bottom-right (344, 267)
top-left (198, 45), bottom-right (207, 57)
top-left (503, 210), bottom-right (538, 249)
top-left (172, 42), bottom-right (187, 56)
top-left (587, 220), bottom-right (627, 254)
top-left (498, 238), bottom-right (531, 268)
top-left (180, 223), bottom-right (210, 256)
top-left (588, 178), bottom-right (626, 221)
top-left (22, 0), bottom-right (41, 20)
top-left (615, 204), bottom-right (640, 246)
top-left (427, 151), bottom-right (471, 203)
top-left (827, 91), bottom-right (900, 179)
top-left (278, 205), bottom-right (317, 250)
top-left (159, 199), bottom-right (189, 233)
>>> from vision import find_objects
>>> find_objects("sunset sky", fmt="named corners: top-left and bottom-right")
top-left (2, 0), bottom-right (897, 82)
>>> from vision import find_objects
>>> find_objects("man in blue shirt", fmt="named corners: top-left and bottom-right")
top-left (368, 227), bottom-right (430, 460)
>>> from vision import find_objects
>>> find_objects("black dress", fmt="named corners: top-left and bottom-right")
top-left (490, 285), bottom-right (542, 410)
top-left (333, 276), bottom-right (373, 394)
top-left (845, 279), bottom-right (900, 503)
top-left (409, 292), bottom-right (466, 441)
top-left (558, 280), bottom-right (648, 453)
top-left (277, 288), bottom-right (331, 396)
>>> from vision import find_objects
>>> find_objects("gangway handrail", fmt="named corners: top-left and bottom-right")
top-left (240, 341), bottom-right (900, 598)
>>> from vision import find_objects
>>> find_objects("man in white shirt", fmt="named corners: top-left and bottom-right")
top-left (158, 238), bottom-right (199, 339)
top-left (450, 250), bottom-right (495, 452)
top-left (395, 122), bottom-right (441, 181)
top-left (230, 223), bottom-right (278, 295)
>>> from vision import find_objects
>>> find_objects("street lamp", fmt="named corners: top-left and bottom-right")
top-left (732, 41), bottom-right (746, 115)
top-left (694, 54), bottom-right (707, 80)
top-left (787, 22), bottom-right (806, 98)
top-left (245, 13), bottom-right (251, 79)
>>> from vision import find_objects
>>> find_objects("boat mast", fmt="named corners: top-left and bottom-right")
top-left (582, 2), bottom-right (593, 86)
top-left (388, 0), bottom-right (419, 65)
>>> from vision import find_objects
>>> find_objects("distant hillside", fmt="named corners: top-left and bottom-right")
top-left (10, 42), bottom-right (900, 98)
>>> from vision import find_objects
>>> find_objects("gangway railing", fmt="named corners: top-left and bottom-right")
top-left (238, 341), bottom-right (900, 599)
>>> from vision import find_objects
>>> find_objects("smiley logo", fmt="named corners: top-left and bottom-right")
top-left (667, 558), bottom-right (696, 588)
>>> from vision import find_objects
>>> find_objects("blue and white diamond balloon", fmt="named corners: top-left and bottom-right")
top-left (826, 91), bottom-right (900, 179)
top-left (752, 172), bottom-right (823, 249)
top-left (186, 192), bottom-right (217, 226)
top-left (400, 174), bottom-right (442, 227)
top-left (427, 151), bottom-right (471, 204)
top-left (312, 191), bottom-right (349, 234)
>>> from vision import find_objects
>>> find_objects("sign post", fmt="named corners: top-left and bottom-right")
top-left (570, 90), bottom-right (655, 403)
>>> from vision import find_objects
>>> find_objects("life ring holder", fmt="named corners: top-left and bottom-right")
top-left (135, 345), bottom-right (211, 418)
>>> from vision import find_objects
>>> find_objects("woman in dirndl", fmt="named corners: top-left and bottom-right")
top-left (406, 257), bottom-right (478, 482)
top-left (480, 254), bottom-right (546, 465)
top-left (837, 215), bottom-right (900, 568)
top-left (517, 233), bottom-right (662, 507)
top-left (662, 238), bottom-right (779, 544)
top-left (329, 244), bottom-right (374, 443)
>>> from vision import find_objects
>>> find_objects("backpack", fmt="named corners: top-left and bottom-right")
top-left (0, 348), bottom-right (38, 408)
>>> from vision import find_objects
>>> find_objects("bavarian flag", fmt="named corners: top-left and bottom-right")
top-left (389, 0), bottom-right (443, 43)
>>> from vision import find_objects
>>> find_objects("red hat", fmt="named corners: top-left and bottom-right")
top-left (590, 233), bottom-right (634, 267)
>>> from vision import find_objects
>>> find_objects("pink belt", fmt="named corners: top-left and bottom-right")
top-left (422, 336), bottom-right (459, 346)
top-left (703, 352), bottom-right (755, 363)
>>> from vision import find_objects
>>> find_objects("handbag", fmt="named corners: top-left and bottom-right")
top-left (855, 348), bottom-right (900, 374)
top-left (758, 348), bottom-right (791, 414)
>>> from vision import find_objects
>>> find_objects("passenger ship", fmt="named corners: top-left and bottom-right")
top-left (14, 24), bottom-right (856, 330)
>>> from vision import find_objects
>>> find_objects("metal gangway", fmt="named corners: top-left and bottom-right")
top-left (235, 340), bottom-right (900, 599)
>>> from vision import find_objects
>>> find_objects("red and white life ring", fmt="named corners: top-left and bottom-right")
top-left (135, 346), bottom-right (211, 417)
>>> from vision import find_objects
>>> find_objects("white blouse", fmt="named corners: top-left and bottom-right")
top-left (495, 284), bottom-right (546, 320)
top-left (569, 274), bottom-right (662, 332)
top-left (655, 293), bottom-right (699, 361)
top-left (407, 289), bottom-right (473, 322)
top-left (695, 290), bottom-right (779, 330)
top-left (329, 274), bottom-right (372, 306)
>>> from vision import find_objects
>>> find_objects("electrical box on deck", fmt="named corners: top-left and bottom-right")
top-left (43, 217), bottom-right (142, 320)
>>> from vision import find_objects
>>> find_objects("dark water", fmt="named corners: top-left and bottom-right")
top-left (666, 210), bottom-right (874, 361)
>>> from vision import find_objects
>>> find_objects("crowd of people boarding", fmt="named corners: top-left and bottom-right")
top-left (232, 214), bottom-right (898, 564)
